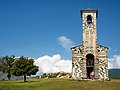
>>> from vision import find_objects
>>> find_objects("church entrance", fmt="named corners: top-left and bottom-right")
top-left (86, 54), bottom-right (94, 79)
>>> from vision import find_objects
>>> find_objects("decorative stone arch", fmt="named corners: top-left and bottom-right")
top-left (86, 54), bottom-right (94, 79)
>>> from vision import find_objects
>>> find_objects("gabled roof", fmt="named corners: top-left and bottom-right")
top-left (97, 44), bottom-right (109, 49)
top-left (71, 44), bottom-right (83, 49)
top-left (71, 44), bottom-right (108, 49)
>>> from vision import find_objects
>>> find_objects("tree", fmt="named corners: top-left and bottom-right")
top-left (11, 56), bottom-right (39, 82)
top-left (0, 55), bottom-right (15, 80)
top-left (0, 57), bottom-right (2, 71)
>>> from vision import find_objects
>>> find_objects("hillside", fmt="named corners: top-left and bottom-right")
top-left (0, 72), bottom-right (22, 80)
top-left (108, 69), bottom-right (120, 78)
top-left (0, 69), bottom-right (120, 80)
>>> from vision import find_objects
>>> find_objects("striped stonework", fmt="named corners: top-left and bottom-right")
top-left (71, 9), bottom-right (109, 80)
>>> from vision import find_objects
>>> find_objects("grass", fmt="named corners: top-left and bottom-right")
top-left (0, 78), bottom-right (120, 90)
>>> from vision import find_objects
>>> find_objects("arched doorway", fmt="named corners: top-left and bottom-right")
top-left (86, 54), bottom-right (94, 79)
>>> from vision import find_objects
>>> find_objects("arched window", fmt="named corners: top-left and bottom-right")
top-left (86, 54), bottom-right (94, 79)
top-left (87, 15), bottom-right (92, 24)
top-left (86, 54), bottom-right (94, 66)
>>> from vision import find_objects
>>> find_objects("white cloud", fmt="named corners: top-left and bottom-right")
top-left (108, 55), bottom-right (120, 69)
top-left (34, 54), bottom-right (72, 75)
top-left (34, 53), bottom-right (120, 76)
top-left (57, 36), bottom-right (75, 50)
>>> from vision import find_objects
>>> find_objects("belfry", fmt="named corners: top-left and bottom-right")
top-left (71, 9), bottom-right (109, 80)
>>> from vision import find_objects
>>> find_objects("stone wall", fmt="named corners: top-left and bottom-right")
top-left (71, 9), bottom-right (109, 80)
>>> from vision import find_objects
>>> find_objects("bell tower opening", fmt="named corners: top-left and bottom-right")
top-left (86, 54), bottom-right (94, 79)
top-left (87, 15), bottom-right (92, 24)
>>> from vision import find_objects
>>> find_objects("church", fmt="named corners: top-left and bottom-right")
top-left (71, 9), bottom-right (109, 80)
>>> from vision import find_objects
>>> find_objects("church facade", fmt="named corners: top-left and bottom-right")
top-left (71, 9), bottom-right (109, 80)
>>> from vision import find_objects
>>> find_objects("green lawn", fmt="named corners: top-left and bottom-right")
top-left (0, 78), bottom-right (120, 90)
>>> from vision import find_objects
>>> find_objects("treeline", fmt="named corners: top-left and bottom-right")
top-left (0, 55), bottom-right (38, 82)
top-left (40, 72), bottom-right (71, 79)
top-left (108, 69), bottom-right (120, 79)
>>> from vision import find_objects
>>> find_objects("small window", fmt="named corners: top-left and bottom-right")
top-left (87, 15), bottom-right (92, 24)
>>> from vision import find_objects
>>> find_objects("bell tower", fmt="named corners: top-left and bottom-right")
top-left (81, 10), bottom-right (98, 55)
top-left (71, 9), bottom-right (109, 80)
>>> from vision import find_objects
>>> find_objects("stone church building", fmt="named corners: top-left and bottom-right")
top-left (71, 9), bottom-right (109, 80)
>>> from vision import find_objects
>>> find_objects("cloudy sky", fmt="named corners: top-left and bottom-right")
top-left (0, 0), bottom-right (120, 74)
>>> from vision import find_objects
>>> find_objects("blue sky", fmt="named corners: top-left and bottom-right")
top-left (0, 0), bottom-right (120, 60)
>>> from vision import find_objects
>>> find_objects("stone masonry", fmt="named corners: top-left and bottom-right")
top-left (71, 9), bottom-right (109, 80)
